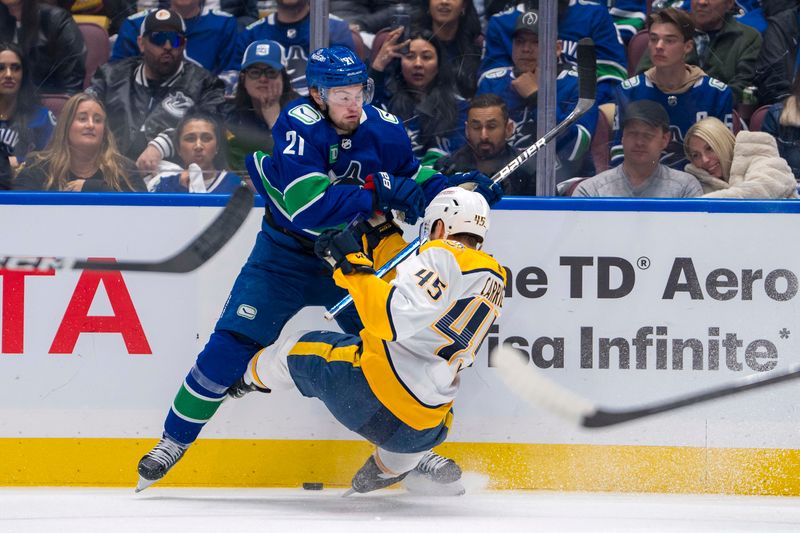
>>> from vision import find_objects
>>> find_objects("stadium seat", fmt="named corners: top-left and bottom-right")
top-left (591, 107), bottom-right (612, 173)
top-left (748, 105), bottom-right (772, 132)
top-left (78, 22), bottom-right (111, 88)
top-left (40, 93), bottom-right (70, 119)
top-left (350, 28), bottom-right (368, 61)
top-left (626, 30), bottom-right (648, 77)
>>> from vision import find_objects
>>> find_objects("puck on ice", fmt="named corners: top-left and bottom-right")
top-left (303, 482), bottom-right (323, 490)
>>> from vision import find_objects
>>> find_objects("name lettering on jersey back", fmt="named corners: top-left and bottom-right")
top-left (480, 277), bottom-right (504, 308)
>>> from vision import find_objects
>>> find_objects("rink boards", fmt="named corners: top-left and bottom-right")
top-left (2, 193), bottom-right (800, 494)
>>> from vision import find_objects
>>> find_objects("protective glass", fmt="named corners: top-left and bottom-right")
top-left (245, 67), bottom-right (281, 80)
top-left (148, 31), bottom-right (186, 48)
top-left (321, 78), bottom-right (374, 107)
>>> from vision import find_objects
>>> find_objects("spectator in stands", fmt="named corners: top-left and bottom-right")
top-left (63, 0), bottom-right (138, 35)
top-left (414, 0), bottom-right (482, 98)
top-left (236, 0), bottom-right (356, 96)
top-left (762, 75), bottom-right (800, 180)
top-left (612, 8), bottom-right (733, 170)
top-left (0, 0), bottom-right (86, 94)
top-left (608, 0), bottom-right (647, 45)
top-left (573, 100), bottom-right (702, 197)
top-left (113, 0), bottom-right (239, 75)
top-left (223, 39), bottom-right (300, 171)
top-left (684, 116), bottom-right (798, 198)
top-left (636, 0), bottom-right (762, 104)
top-left (0, 42), bottom-right (55, 170)
top-left (149, 108), bottom-right (241, 193)
top-left (754, 2), bottom-right (800, 105)
top-left (333, 1), bottom-right (416, 37)
top-left (156, 0), bottom-right (258, 30)
top-left (434, 93), bottom-right (535, 195)
top-left (87, 9), bottom-right (226, 173)
top-left (476, 10), bottom-right (597, 182)
top-left (13, 93), bottom-right (146, 191)
top-left (371, 27), bottom-right (467, 164)
top-left (481, 0), bottom-right (627, 105)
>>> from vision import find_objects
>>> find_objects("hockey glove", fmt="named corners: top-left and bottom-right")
top-left (356, 215), bottom-right (403, 256)
top-left (364, 172), bottom-right (426, 225)
top-left (314, 229), bottom-right (375, 275)
top-left (448, 170), bottom-right (504, 206)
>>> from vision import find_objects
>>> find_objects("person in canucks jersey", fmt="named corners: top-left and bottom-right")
top-left (135, 45), bottom-right (503, 493)
top-left (481, 1), bottom-right (628, 105)
top-left (230, 187), bottom-right (506, 495)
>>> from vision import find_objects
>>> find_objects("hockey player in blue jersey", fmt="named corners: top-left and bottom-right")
top-left (136, 45), bottom-right (502, 492)
top-left (112, 1), bottom-right (240, 75)
top-left (235, 0), bottom-right (356, 96)
top-left (476, 10), bottom-right (597, 182)
top-left (610, 7), bottom-right (733, 169)
top-left (481, 1), bottom-right (628, 105)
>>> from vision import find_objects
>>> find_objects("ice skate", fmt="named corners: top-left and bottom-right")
top-left (349, 454), bottom-right (410, 494)
top-left (135, 436), bottom-right (189, 492)
top-left (403, 451), bottom-right (465, 496)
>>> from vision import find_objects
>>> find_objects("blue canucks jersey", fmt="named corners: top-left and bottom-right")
top-left (608, 0), bottom-right (647, 44)
top-left (0, 106), bottom-right (54, 161)
top-left (481, 1), bottom-right (628, 105)
top-left (401, 98), bottom-right (469, 162)
top-left (112, 9), bottom-right (240, 75)
top-left (245, 98), bottom-right (440, 240)
top-left (152, 170), bottom-right (242, 193)
top-left (477, 66), bottom-right (597, 180)
top-left (611, 73), bottom-right (734, 169)
top-left (236, 13), bottom-right (356, 96)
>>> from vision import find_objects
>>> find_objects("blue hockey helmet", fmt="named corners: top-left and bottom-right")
top-left (306, 46), bottom-right (368, 89)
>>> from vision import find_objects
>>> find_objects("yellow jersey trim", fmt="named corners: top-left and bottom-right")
top-left (289, 341), bottom-right (361, 367)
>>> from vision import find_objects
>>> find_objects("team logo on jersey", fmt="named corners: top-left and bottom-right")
top-left (161, 91), bottom-right (194, 118)
top-left (377, 108), bottom-right (399, 124)
top-left (288, 104), bottom-right (322, 125)
top-left (329, 145), bottom-right (338, 163)
top-left (236, 304), bottom-right (257, 320)
top-left (709, 78), bottom-right (728, 91)
top-left (342, 139), bottom-right (352, 150)
top-left (287, 28), bottom-right (296, 39)
top-left (667, 95), bottom-right (677, 106)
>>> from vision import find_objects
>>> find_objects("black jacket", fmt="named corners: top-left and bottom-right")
top-left (434, 143), bottom-right (537, 196)
top-left (88, 58), bottom-right (226, 160)
top-left (0, 3), bottom-right (86, 94)
top-left (755, 7), bottom-right (799, 105)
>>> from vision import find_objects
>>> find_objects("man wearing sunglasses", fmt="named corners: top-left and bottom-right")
top-left (88, 9), bottom-right (226, 173)
top-left (112, 0), bottom-right (239, 77)
top-left (137, 45), bottom-right (502, 494)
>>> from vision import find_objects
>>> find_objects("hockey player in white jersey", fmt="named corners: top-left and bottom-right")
top-left (231, 187), bottom-right (506, 494)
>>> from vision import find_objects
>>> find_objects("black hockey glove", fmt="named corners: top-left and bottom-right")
top-left (448, 171), bottom-right (504, 206)
top-left (315, 229), bottom-right (375, 275)
top-left (364, 172), bottom-right (426, 225)
top-left (356, 215), bottom-right (404, 256)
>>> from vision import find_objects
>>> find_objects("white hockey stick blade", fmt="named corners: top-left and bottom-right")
top-left (493, 344), bottom-right (597, 426)
top-left (0, 185), bottom-right (254, 274)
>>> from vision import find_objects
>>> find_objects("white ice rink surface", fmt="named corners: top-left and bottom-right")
top-left (4, 484), bottom-right (800, 533)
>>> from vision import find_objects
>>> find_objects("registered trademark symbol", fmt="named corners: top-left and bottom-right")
top-left (636, 256), bottom-right (651, 270)
top-left (779, 328), bottom-right (791, 339)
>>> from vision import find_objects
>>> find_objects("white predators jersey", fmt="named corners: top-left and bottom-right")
top-left (335, 239), bottom-right (506, 430)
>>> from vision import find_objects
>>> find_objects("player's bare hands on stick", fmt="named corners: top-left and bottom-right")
top-left (372, 27), bottom-right (410, 72)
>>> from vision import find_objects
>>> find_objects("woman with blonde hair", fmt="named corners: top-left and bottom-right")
top-left (13, 93), bottom-right (146, 192)
top-left (684, 117), bottom-right (798, 199)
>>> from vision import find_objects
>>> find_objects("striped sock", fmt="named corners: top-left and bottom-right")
top-left (164, 365), bottom-right (227, 445)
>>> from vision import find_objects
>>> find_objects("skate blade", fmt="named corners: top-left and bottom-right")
top-left (341, 488), bottom-right (356, 498)
top-left (135, 475), bottom-right (157, 493)
top-left (402, 471), bottom-right (465, 496)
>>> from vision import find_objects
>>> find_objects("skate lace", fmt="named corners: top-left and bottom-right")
top-left (147, 439), bottom-right (186, 468)
top-left (416, 452), bottom-right (451, 474)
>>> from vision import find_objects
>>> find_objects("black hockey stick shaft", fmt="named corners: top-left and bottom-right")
top-left (583, 364), bottom-right (800, 428)
top-left (0, 185), bottom-right (254, 274)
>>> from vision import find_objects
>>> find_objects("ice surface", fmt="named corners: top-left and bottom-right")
top-left (3, 485), bottom-right (800, 533)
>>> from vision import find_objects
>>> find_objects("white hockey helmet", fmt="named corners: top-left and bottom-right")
top-left (420, 187), bottom-right (490, 245)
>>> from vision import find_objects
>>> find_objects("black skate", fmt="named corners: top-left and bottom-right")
top-left (227, 375), bottom-right (270, 399)
top-left (403, 451), bottom-right (465, 496)
top-left (135, 436), bottom-right (189, 493)
top-left (348, 455), bottom-right (410, 494)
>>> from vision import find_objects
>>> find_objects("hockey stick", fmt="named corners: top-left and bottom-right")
top-left (323, 38), bottom-right (598, 321)
top-left (0, 185), bottom-right (254, 274)
top-left (493, 344), bottom-right (800, 428)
